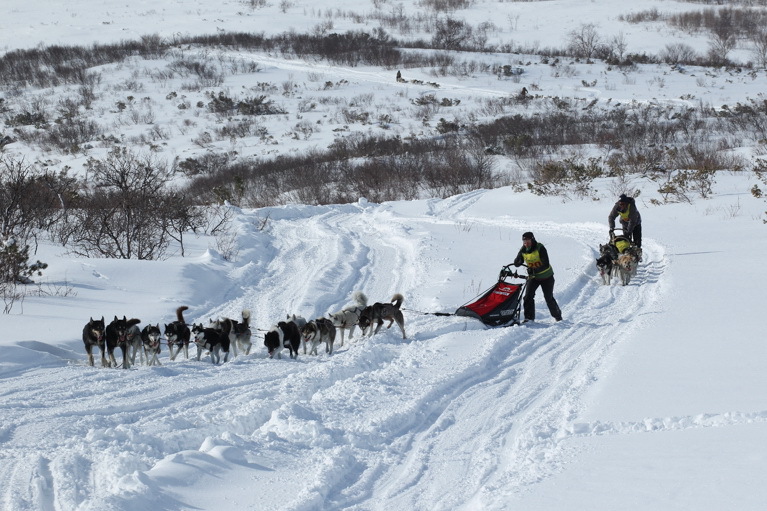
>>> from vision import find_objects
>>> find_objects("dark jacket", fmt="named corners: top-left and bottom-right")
top-left (608, 197), bottom-right (641, 234)
top-left (514, 241), bottom-right (554, 280)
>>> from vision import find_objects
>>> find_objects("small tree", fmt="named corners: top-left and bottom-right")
top-left (707, 10), bottom-right (737, 65)
top-left (0, 157), bottom-right (67, 283)
top-left (567, 23), bottom-right (602, 59)
top-left (750, 29), bottom-right (767, 68)
top-left (432, 17), bottom-right (472, 51)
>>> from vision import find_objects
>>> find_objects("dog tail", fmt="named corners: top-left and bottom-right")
top-left (391, 293), bottom-right (404, 309)
top-left (128, 318), bottom-right (141, 327)
top-left (353, 291), bottom-right (368, 307)
top-left (176, 305), bottom-right (189, 323)
top-left (242, 309), bottom-right (251, 326)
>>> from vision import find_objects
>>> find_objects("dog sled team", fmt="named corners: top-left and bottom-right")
top-left (596, 193), bottom-right (643, 286)
top-left (82, 291), bottom-right (407, 368)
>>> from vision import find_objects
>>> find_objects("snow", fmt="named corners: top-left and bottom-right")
top-left (2, 1), bottom-right (767, 510)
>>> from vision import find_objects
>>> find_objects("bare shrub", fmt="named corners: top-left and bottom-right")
top-left (660, 43), bottom-right (698, 64)
top-left (527, 156), bottom-right (604, 199)
top-left (432, 17), bottom-right (473, 50)
top-left (749, 28), bottom-right (767, 67)
top-left (421, 0), bottom-right (473, 12)
top-left (66, 148), bottom-right (201, 260)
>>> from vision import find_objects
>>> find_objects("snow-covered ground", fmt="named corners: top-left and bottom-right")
top-left (2, 1), bottom-right (767, 510)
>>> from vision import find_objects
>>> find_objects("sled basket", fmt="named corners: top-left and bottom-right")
top-left (455, 267), bottom-right (527, 327)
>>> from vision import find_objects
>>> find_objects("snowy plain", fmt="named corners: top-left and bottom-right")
top-left (2, 0), bottom-right (767, 510)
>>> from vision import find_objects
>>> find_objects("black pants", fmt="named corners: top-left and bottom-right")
top-left (623, 223), bottom-right (642, 248)
top-left (523, 276), bottom-right (561, 321)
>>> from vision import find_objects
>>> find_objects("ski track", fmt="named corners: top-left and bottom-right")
top-left (5, 190), bottom-right (761, 511)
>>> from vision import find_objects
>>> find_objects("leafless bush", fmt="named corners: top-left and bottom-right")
top-left (526, 156), bottom-right (604, 199)
top-left (619, 8), bottom-right (663, 24)
top-left (65, 148), bottom-right (202, 259)
top-left (421, 0), bottom-right (473, 12)
top-left (750, 28), bottom-right (767, 67)
top-left (432, 17), bottom-right (473, 50)
top-left (660, 43), bottom-right (698, 64)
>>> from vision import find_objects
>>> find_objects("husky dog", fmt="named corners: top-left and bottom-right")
top-left (301, 318), bottom-right (337, 355)
top-left (207, 317), bottom-right (235, 357)
top-left (105, 316), bottom-right (142, 369)
top-left (358, 293), bottom-right (407, 339)
top-left (126, 323), bottom-right (144, 367)
top-left (286, 314), bottom-right (308, 353)
top-left (264, 321), bottom-right (301, 359)
top-left (616, 248), bottom-right (640, 286)
top-left (192, 320), bottom-right (232, 364)
top-left (82, 317), bottom-right (107, 367)
top-left (328, 291), bottom-right (368, 346)
top-left (596, 243), bottom-right (618, 285)
top-left (165, 306), bottom-right (191, 361)
top-left (210, 310), bottom-right (253, 357)
top-left (140, 324), bottom-right (163, 366)
top-left (230, 309), bottom-right (253, 355)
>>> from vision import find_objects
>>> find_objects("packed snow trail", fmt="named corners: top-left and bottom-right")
top-left (0, 190), bottom-right (669, 511)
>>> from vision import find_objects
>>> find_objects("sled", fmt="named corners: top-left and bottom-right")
top-left (454, 265), bottom-right (529, 327)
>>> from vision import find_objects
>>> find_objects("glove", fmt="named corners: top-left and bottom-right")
top-left (513, 261), bottom-right (521, 267)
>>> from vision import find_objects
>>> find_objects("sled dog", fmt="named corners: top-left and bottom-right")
top-left (126, 323), bottom-right (143, 367)
top-left (105, 316), bottom-right (142, 368)
top-left (192, 320), bottom-right (232, 364)
top-left (286, 314), bottom-right (308, 353)
top-left (229, 310), bottom-right (253, 356)
top-left (596, 243), bottom-right (618, 285)
top-left (616, 249), bottom-right (639, 286)
top-left (329, 291), bottom-right (368, 346)
top-left (264, 321), bottom-right (301, 359)
top-left (140, 324), bottom-right (162, 366)
top-left (82, 317), bottom-right (107, 367)
top-left (301, 318), bottom-right (337, 355)
top-left (358, 293), bottom-right (407, 339)
top-left (165, 306), bottom-right (191, 360)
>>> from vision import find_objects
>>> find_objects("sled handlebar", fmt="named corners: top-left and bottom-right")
top-left (499, 264), bottom-right (529, 281)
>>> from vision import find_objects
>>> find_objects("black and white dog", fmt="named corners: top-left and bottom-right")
top-left (165, 306), bottom-right (191, 361)
top-left (301, 317), bottom-right (337, 355)
top-left (192, 319), bottom-right (232, 364)
top-left (358, 293), bottom-right (407, 339)
top-left (596, 243), bottom-right (617, 285)
top-left (286, 314), bottom-right (308, 353)
top-left (328, 291), bottom-right (367, 346)
top-left (263, 320), bottom-right (301, 359)
top-left (140, 324), bottom-right (163, 366)
top-left (82, 317), bottom-right (107, 367)
top-left (210, 309), bottom-right (253, 357)
top-left (105, 316), bottom-right (142, 369)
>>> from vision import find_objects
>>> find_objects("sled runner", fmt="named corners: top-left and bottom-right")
top-left (454, 265), bottom-right (529, 326)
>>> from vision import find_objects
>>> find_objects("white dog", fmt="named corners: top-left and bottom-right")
top-left (328, 291), bottom-right (367, 346)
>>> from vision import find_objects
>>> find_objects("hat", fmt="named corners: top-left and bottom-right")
top-left (522, 231), bottom-right (535, 240)
top-left (618, 194), bottom-right (630, 203)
